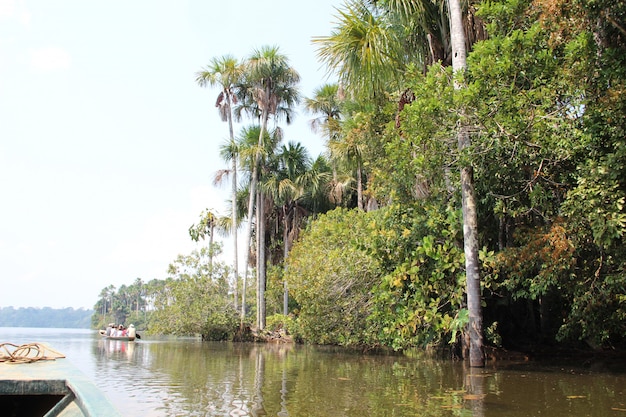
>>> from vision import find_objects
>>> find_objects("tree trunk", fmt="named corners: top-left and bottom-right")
top-left (226, 93), bottom-right (238, 312)
top-left (257, 190), bottom-right (266, 330)
top-left (449, 0), bottom-right (484, 367)
top-left (241, 109), bottom-right (268, 327)
top-left (356, 159), bottom-right (363, 210)
top-left (283, 205), bottom-right (290, 316)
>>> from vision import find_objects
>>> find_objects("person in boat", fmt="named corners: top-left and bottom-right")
top-left (105, 323), bottom-right (115, 336)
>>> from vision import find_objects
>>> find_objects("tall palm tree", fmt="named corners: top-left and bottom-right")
top-left (236, 46), bottom-right (301, 330)
top-left (214, 139), bottom-right (243, 311)
top-left (236, 123), bottom-right (284, 329)
top-left (196, 55), bottom-right (243, 314)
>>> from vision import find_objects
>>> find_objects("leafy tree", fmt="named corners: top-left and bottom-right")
top-left (148, 245), bottom-right (238, 340)
top-left (368, 203), bottom-right (467, 352)
top-left (189, 209), bottom-right (221, 270)
top-left (285, 208), bottom-right (380, 346)
top-left (467, 0), bottom-right (626, 348)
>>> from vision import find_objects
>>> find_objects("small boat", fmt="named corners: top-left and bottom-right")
top-left (99, 324), bottom-right (137, 341)
top-left (0, 343), bottom-right (122, 416)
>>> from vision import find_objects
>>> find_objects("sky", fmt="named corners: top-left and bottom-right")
top-left (0, 0), bottom-right (340, 309)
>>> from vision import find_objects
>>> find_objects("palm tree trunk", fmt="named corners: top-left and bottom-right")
top-left (241, 177), bottom-right (255, 327)
top-left (227, 94), bottom-right (239, 312)
top-left (283, 205), bottom-right (289, 316)
top-left (449, 0), bottom-right (484, 367)
top-left (208, 223), bottom-right (214, 270)
top-left (241, 110), bottom-right (268, 327)
top-left (356, 159), bottom-right (363, 210)
top-left (256, 190), bottom-right (266, 330)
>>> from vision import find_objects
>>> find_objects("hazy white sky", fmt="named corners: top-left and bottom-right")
top-left (0, 0), bottom-right (338, 309)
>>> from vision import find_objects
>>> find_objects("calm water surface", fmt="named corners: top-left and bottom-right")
top-left (1, 327), bottom-right (625, 417)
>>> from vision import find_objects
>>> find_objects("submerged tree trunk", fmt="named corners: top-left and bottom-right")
top-left (449, 0), bottom-right (484, 367)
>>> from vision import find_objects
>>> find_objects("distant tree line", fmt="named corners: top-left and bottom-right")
top-left (0, 306), bottom-right (93, 328)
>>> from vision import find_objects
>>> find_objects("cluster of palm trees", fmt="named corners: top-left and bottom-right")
top-left (195, 0), bottom-right (485, 366)
top-left (194, 46), bottom-right (348, 333)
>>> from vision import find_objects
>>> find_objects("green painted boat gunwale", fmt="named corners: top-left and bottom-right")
top-left (0, 357), bottom-right (122, 417)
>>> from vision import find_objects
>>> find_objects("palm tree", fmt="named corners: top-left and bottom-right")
top-left (196, 55), bottom-right (243, 313)
top-left (305, 83), bottom-right (343, 142)
top-left (263, 141), bottom-right (312, 315)
top-left (214, 139), bottom-right (243, 311)
top-left (236, 46), bottom-right (301, 330)
top-left (313, 0), bottom-right (407, 98)
top-left (236, 123), bottom-right (284, 329)
top-left (305, 83), bottom-right (351, 205)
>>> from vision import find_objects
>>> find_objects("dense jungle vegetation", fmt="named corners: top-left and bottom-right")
top-left (93, 0), bottom-right (626, 359)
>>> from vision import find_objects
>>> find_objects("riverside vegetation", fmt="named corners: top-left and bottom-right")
top-left (92, 0), bottom-right (626, 360)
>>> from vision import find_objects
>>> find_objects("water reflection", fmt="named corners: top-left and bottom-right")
top-left (1, 328), bottom-right (625, 417)
top-left (94, 341), bottom-right (626, 417)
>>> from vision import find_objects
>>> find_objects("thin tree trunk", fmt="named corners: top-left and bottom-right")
top-left (227, 94), bottom-right (238, 312)
top-left (257, 190), bottom-right (266, 330)
top-left (241, 178), bottom-right (255, 327)
top-left (449, 0), bottom-right (484, 367)
top-left (356, 160), bottom-right (363, 210)
top-left (283, 205), bottom-right (289, 316)
top-left (241, 110), bottom-right (268, 328)
top-left (256, 188), bottom-right (261, 329)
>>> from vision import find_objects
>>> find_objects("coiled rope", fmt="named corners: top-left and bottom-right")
top-left (0, 342), bottom-right (65, 364)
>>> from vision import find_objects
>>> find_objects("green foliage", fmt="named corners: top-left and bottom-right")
top-left (265, 313), bottom-right (303, 342)
top-left (373, 64), bottom-right (457, 204)
top-left (368, 203), bottom-right (467, 350)
top-left (285, 203), bottom-right (472, 352)
top-left (285, 208), bottom-right (380, 346)
top-left (148, 247), bottom-right (239, 341)
top-left (469, 0), bottom-right (626, 347)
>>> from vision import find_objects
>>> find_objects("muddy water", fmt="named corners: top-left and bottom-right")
top-left (2, 328), bottom-right (624, 416)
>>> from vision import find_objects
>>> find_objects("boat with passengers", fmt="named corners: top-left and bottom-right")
top-left (99, 323), bottom-right (137, 341)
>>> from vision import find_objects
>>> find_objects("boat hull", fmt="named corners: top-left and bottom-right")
top-left (101, 335), bottom-right (135, 341)
top-left (0, 356), bottom-right (122, 416)
top-left (99, 328), bottom-right (136, 341)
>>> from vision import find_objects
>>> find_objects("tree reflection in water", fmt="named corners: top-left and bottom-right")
top-left (92, 337), bottom-right (626, 417)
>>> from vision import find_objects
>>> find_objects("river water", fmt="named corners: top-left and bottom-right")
top-left (1, 327), bottom-right (625, 416)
